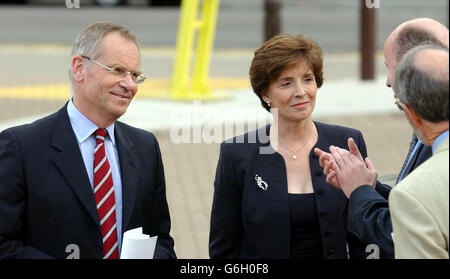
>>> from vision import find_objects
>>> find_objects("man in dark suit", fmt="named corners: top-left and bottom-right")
top-left (0, 22), bottom-right (176, 259)
top-left (314, 18), bottom-right (448, 258)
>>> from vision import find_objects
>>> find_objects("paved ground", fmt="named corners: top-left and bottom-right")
top-left (0, 1), bottom-right (448, 50)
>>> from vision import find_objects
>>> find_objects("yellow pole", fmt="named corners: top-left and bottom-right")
top-left (170, 0), bottom-right (222, 100)
top-left (171, 0), bottom-right (200, 99)
top-left (192, 0), bottom-right (219, 96)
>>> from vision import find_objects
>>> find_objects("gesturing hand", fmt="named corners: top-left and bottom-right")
top-left (314, 147), bottom-right (340, 187)
top-left (314, 138), bottom-right (377, 197)
top-left (328, 145), bottom-right (377, 199)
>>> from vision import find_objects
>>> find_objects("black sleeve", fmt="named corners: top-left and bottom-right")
top-left (375, 181), bottom-right (392, 199)
top-left (209, 143), bottom-right (243, 259)
top-left (344, 131), bottom-right (393, 258)
top-left (348, 185), bottom-right (394, 257)
top-left (150, 136), bottom-right (176, 259)
top-left (0, 129), bottom-right (53, 259)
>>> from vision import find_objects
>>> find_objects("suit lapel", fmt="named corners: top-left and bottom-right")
top-left (246, 126), bottom-right (290, 257)
top-left (403, 142), bottom-right (423, 177)
top-left (251, 125), bottom-right (287, 202)
top-left (51, 104), bottom-right (100, 227)
top-left (115, 123), bottom-right (140, 231)
top-left (251, 151), bottom-right (287, 202)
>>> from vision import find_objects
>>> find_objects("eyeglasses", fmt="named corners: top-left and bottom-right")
top-left (394, 98), bottom-right (404, 111)
top-left (81, 55), bottom-right (146, 85)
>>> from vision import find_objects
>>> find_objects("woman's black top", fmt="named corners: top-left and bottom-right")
top-left (288, 193), bottom-right (324, 259)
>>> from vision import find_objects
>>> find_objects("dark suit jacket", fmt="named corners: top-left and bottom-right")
top-left (347, 134), bottom-right (433, 258)
top-left (0, 104), bottom-right (175, 259)
top-left (209, 121), bottom-right (372, 259)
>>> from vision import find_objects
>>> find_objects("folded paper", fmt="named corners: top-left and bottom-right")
top-left (120, 227), bottom-right (158, 259)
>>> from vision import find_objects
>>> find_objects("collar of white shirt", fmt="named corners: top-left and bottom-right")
top-left (67, 98), bottom-right (116, 146)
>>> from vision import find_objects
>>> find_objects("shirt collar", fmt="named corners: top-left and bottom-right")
top-left (432, 130), bottom-right (449, 154)
top-left (67, 98), bottom-right (116, 146)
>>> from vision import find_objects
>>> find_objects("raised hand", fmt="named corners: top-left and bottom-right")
top-left (314, 147), bottom-right (340, 187)
top-left (329, 146), bottom-right (377, 198)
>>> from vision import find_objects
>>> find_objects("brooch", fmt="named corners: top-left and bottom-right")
top-left (255, 175), bottom-right (269, 191)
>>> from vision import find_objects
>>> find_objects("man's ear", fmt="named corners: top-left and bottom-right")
top-left (71, 56), bottom-right (85, 83)
top-left (403, 103), bottom-right (423, 128)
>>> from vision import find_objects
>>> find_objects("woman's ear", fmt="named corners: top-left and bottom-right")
top-left (71, 55), bottom-right (85, 83)
top-left (261, 91), bottom-right (271, 105)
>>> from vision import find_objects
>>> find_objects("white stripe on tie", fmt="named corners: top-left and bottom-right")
top-left (103, 223), bottom-right (117, 243)
top-left (100, 204), bottom-right (116, 226)
top-left (96, 135), bottom-right (105, 141)
top-left (103, 241), bottom-right (118, 259)
top-left (94, 156), bottom-right (107, 173)
top-left (97, 186), bottom-right (114, 210)
top-left (94, 142), bottom-right (103, 154)
top-left (94, 169), bottom-right (112, 194)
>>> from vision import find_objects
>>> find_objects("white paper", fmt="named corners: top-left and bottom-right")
top-left (120, 227), bottom-right (158, 259)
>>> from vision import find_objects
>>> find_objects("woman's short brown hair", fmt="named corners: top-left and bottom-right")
top-left (249, 33), bottom-right (324, 112)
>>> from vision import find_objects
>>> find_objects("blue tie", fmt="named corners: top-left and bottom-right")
top-left (396, 135), bottom-right (420, 183)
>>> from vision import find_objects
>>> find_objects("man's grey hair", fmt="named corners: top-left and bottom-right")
top-left (394, 44), bottom-right (449, 122)
top-left (68, 22), bottom-right (140, 91)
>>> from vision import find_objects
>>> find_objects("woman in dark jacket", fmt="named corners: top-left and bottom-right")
top-left (209, 33), bottom-right (370, 259)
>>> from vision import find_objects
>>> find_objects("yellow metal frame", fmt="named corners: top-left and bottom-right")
top-left (171, 0), bottom-right (224, 100)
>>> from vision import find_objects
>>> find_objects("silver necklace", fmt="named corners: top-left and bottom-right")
top-left (278, 141), bottom-right (305, 160)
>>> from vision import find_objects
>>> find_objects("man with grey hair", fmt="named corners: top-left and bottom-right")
top-left (314, 18), bottom-right (448, 258)
top-left (326, 44), bottom-right (449, 258)
top-left (0, 22), bottom-right (176, 259)
top-left (388, 44), bottom-right (448, 258)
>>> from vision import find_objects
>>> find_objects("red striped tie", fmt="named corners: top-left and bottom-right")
top-left (94, 129), bottom-right (119, 259)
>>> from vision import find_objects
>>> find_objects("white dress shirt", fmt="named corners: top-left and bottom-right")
top-left (67, 99), bottom-right (123, 252)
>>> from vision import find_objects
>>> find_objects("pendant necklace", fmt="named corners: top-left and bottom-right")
top-left (278, 141), bottom-right (305, 160)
